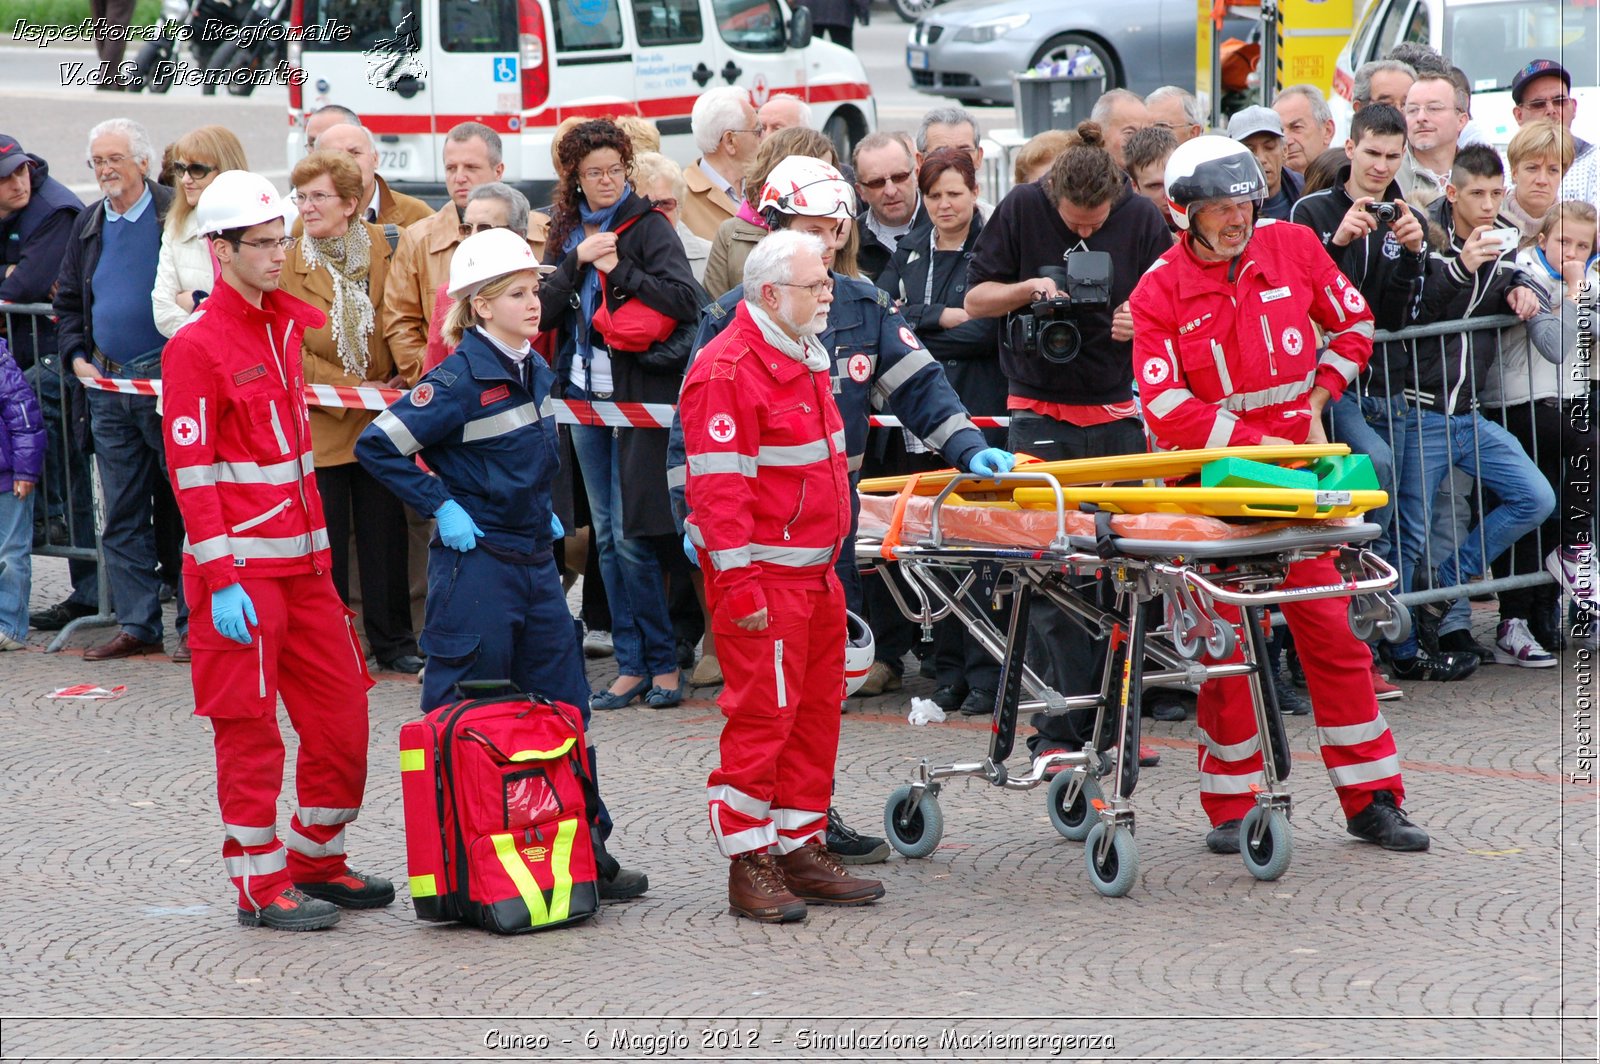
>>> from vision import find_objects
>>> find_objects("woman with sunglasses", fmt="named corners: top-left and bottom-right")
top-left (541, 119), bottom-right (702, 711)
top-left (276, 149), bottom-right (420, 676)
top-left (153, 125), bottom-right (248, 338)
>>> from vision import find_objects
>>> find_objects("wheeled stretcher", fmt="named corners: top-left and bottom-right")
top-left (858, 452), bottom-right (1410, 897)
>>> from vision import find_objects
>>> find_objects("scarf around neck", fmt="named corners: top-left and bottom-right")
top-left (747, 301), bottom-right (829, 372)
top-left (563, 194), bottom-right (626, 355)
top-left (301, 222), bottom-right (374, 379)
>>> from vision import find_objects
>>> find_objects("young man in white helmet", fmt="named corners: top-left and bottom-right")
top-left (162, 170), bottom-right (391, 930)
top-left (1128, 136), bottom-right (1432, 855)
top-left (667, 156), bottom-right (1013, 866)
top-left (355, 228), bottom-right (649, 902)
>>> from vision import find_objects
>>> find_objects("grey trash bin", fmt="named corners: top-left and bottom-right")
top-left (1012, 74), bottom-right (1102, 138)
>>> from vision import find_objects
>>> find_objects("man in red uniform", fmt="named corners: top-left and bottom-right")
top-left (163, 171), bottom-right (392, 930)
top-left (1129, 137), bottom-right (1430, 854)
top-left (681, 229), bottom-right (887, 922)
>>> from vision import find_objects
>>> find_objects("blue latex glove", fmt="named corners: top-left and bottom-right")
top-left (968, 447), bottom-right (1017, 478)
top-left (211, 583), bottom-right (257, 645)
top-left (550, 513), bottom-right (564, 538)
top-left (683, 532), bottom-right (699, 569)
top-left (435, 499), bottom-right (484, 552)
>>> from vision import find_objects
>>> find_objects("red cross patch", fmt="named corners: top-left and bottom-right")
top-left (708, 412), bottom-right (736, 443)
top-left (847, 352), bottom-right (871, 383)
top-left (171, 416), bottom-right (199, 447)
top-left (411, 382), bottom-right (435, 407)
top-left (259, 193), bottom-right (273, 205)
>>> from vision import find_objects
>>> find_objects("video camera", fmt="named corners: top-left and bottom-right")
top-left (1007, 251), bottom-right (1113, 365)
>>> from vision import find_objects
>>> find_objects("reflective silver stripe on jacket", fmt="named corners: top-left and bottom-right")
top-left (188, 534), bottom-right (231, 565)
top-left (1204, 411), bottom-right (1238, 449)
top-left (872, 349), bottom-right (935, 397)
top-left (176, 453), bottom-right (316, 490)
top-left (229, 529), bottom-right (332, 560)
top-left (1319, 351), bottom-right (1363, 386)
top-left (749, 542), bottom-right (834, 567)
top-left (666, 465), bottom-right (687, 489)
top-left (688, 452), bottom-right (758, 477)
top-left (1145, 388), bottom-right (1195, 419)
top-left (1218, 371), bottom-right (1317, 412)
top-left (758, 440), bottom-right (830, 466)
top-left (922, 412), bottom-right (974, 452)
top-left (462, 401), bottom-right (541, 443)
top-left (373, 409), bottom-right (423, 456)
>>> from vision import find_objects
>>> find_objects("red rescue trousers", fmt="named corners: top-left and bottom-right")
top-left (706, 579), bottom-right (846, 858)
top-left (1196, 552), bottom-right (1405, 825)
top-left (184, 571), bottom-right (374, 910)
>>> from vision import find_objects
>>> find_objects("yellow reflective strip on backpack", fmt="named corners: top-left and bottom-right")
top-left (507, 737), bottom-right (576, 762)
top-left (409, 873), bottom-right (437, 898)
top-left (399, 748), bottom-right (426, 772)
top-left (491, 832), bottom-right (550, 924)
top-left (547, 818), bottom-right (578, 922)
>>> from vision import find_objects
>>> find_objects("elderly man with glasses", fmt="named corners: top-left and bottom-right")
top-left (1511, 59), bottom-right (1597, 206)
top-left (681, 86), bottom-right (762, 242)
top-left (852, 132), bottom-right (926, 282)
top-left (56, 118), bottom-right (192, 661)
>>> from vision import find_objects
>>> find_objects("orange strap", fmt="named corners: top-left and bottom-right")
top-left (879, 473), bottom-right (925, 559)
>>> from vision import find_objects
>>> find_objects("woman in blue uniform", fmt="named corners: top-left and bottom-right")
top-left (355, 228), bottom-right (647, 900)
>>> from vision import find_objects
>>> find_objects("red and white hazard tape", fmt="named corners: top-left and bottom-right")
top-left (81, 377), bottom-right (1009, 428)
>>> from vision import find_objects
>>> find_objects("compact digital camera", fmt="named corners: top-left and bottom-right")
top-left (1007, 251), bottom-right (1114, 365)
top-left (1364, 202), bottom-right (1399, 224)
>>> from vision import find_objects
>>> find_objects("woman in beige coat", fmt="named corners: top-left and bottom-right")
top-left (279, 149), bottom-right (422, 674)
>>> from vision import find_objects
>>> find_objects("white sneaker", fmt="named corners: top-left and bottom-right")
top-left (0, 632), bottom-right (23, 651)
top-left (582, 629), bottom-right (614, 659)
top-left (1546, 547), bottom-right (1598, 606)
top-left (1493, 618), bottom-right (1557, 668)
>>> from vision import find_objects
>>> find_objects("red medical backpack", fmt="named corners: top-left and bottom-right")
top-left (399, 693), bottom-right (600, 933)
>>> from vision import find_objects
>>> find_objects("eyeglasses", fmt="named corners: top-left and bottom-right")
top-left (1402, 103), bottom-right (1460, 117)
top-left (87, 154), bottom-right (131, 170)
top-left (173, 161), bottom-right (218, 181)
top-left (458, 222), bottom-right (510, 238)
top-left (725, 127), bottom-right (761, 139)
top-left (651, 197), bottom-right (678, 213)
top-left (1522, 94), bottom-right (1571, 112)
top-left (776, 278), bottom-right (834, 296)
top-left (580, 165), bottom-right (627, 183)
top-left (291, 191), bottom-right (342, 206)
top-left (858, 170), bottom-right (912, 191)
top-left (235, 236), bottom-right (297, 251)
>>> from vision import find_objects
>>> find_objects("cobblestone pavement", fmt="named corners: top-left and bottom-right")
top-left (2, 559), bottom-right (1595, 1062)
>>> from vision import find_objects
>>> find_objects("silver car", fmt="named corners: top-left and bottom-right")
top-left (907, 0), bottom-right (1249, 106)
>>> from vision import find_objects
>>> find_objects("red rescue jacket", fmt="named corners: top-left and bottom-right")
top-left (162, 280), bottom-right (332, 590)
top-left (680, 302), bottom-right (851, 620)
top-left (1129, 219), bottom-right (1375, 451)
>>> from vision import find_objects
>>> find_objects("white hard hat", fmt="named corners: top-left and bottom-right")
top-left (446, 228), bottom-right (551, 299)
top-left (195, 170), bottom-right (289, 235)
top-left (843, 610), bottom-right (876, 698)
top-left (758, 155), bottom-right (857, 219)
top-left (1163, 134), bottom-right (1267, 232)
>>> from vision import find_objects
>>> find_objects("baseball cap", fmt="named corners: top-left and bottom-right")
top-left (1226, 106), bottom-right (1284, 143)
top-left (0, 134), bottom-right (34, 179)
top-left (1511, 59), bottom-right (1570, 104)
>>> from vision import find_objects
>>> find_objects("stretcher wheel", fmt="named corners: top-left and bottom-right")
top-left (1377, 601), bottom-right (1411, 644)
top-left (1172, 610), bottom-right (1205, 661)
top-left (1083, 822), bottom-right (1138, 897)
top-left (1204, 619), bottom-right (1237, 660)
top-left (884, 785), bottom-right (943, 859)
top-left (1047, 771), bottom-right (1102, 842)
top-left (1240, 806), bottom-right (1292, 881)
top-left (1348, 596), bottom-right (1379, 642)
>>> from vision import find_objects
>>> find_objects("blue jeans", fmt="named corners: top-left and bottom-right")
top-left (0, 489), bottom-right (33, 641)
top-left (87, 387), bottom-right (188, 642)
top-left (1395, 408), bottom-right (1554, 656)
top-left (1330, 389), bottom-right (1404, 568)
top-left (26, 357), bottom-right (98, 607)
top-left (568, 385), bottom-right (677, 679)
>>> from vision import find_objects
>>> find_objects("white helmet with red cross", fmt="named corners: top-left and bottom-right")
top-left (758, 156), bottom-right (857, 220)
top-left (843, 609), bottom-right (875, 698)
top-left (1163, 135), bottom-right (1267, 232)
top-left (194, 170), bottom-right (289, 235)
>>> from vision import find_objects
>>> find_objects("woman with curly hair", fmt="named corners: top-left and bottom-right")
top-left (540, 119), bottom-right (702, 710)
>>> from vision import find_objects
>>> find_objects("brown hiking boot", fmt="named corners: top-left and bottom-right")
top-left (775, 842), bottom-right (886, 906)
top-left (728, 852), bottom-right (807, 923)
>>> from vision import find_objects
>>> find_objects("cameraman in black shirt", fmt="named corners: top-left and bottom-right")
top-left (964, 121), bottom-right (1172, 763)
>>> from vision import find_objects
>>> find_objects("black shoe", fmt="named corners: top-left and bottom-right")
top-left (958, 687), bottom-right (996, 717)
top-left (1438, 629), bottom-right (1493, 662)
top-left (1206, 819), bottom-right (1242, 854)
top-left (1144, 686), bottom-right (1193, 722)
top-left (599, 865), bottom-right (650, 900)
top-left (915, 650), bottom-right (937, 679)
top-left (237, 887), bottom-right (341, 930)
top-left (930, 684), bottom-right (966, 713)
top-left (825, 806), bottom-right (889, 865)
top-left (294, 868), bottom-right (396, 909)
top-left (29, 600), bottom-right (95, 631)
top-left (1390, 647), bottom-right (1477, 682)
top-left (675, 638), bottom-right (697, 672)
top-left (1346, 790), bottom-right (1430, 851)
top-left (378, 653), bottom-right (426, 675)
top-left (1272, 669), bottom-right (1312, 715)
top-left (1410, 583), bottom-right (1456, 657)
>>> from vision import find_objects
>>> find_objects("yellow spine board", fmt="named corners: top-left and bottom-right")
top-left (1012, 486), bottom-right (1388, 520)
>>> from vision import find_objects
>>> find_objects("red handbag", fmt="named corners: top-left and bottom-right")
top-left (592, 209), bottom-right (679, 352)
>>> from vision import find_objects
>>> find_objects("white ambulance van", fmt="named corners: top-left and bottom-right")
top-left (284, 0), bottom-right (877, 201)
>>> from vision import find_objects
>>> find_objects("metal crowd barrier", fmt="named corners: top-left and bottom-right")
top-left (1338, 311), bottom-right (1594, 613)
top-left (1, 301), bottom-right (116, 651)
